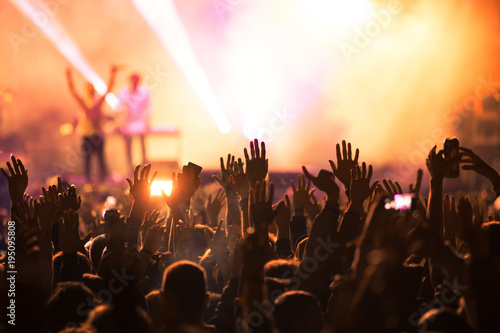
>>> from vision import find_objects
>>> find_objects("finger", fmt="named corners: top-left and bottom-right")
top-left (395, 181), bottom-right (402, 194)
top-left (298, 175), bottom-right (303, 190)
top-left (254, 139), bottom-right (260, 158)
top-left (369, 181), bottom-right (379, 195)
top-left (302, 166), bottom-right (314, 182)
top-left (150, 171), bottom-right (157, 184)
top-left (11, 156), bottom-right (20, 175)
top-left (415, 169), bottom-right (423, 193)
top-left (212, 175), bottom-right (223, 184)
top-left (268, 182), bottom-right (274, 204)
top-left (306, 178), bottom-right (311, 192)
top-left (329, 160), bottom-right (337, 173)
top-left (250, 140), bottom-right (255, 159)
top-left (367, 165), bottom-right (373, 181)
top-left (261, 141), bottom-right (266, 160)
top-left (220, 157), bottom-right (226, 173)
top-left (126, 178), bottom-right (133, 189)
top-left (342, 140), bottom-right (347, 160)
top-left (388, 180), bottom-right (397, 195)
top-left (336, 144), bottom-right (342, 164)
top-left (18, 159), bottom-right (26, 175)
top-left (145, 164), bottom-right (152, 182)
top-left (140, 164), bottom-right (148, 180)
top-left (244, 148), bottom-right (250, 163)
top-left (347, 142), bottom-right (352, 160)
top-left (361, 162), bottom-right (367, 178)
top-left (353, 148), bottom-right (359, 164)
top-left (309, 188), bottom-right (316, 197)
top-left (284, 194), bottom-right (290, 208)
top-left (6, 162), bottom-right (14, 177)
top-left (382, 179), bottom-right (391, 194)
top-left (290, 179), bottom-right (297, 193)
top-left (133, 164), bottom-right (140, 183)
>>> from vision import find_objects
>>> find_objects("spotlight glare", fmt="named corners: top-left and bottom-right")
top-left (131, 0), bottom-right (231, 133)
top-left (9, 0), bottom-right (119, 109)
top-left (151, 180), bottom-right (173, 196)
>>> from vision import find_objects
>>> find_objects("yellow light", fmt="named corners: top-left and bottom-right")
top-left (151, 180), bottom-right (172, 196)
top-left (4, 92), bottom-right (13, 103)
top-left (59, 123), bottom-right (74, 136)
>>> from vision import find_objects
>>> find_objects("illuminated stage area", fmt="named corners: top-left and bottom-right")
top-left (1, 0), bottom-right (499, 188)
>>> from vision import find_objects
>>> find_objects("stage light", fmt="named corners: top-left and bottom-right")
top-left (131, 0), bottom-right (231, 133)
top-left (9, 0), bottom-right (120, 109)
top-left (59, 123), bottom-right (73, 136)
top-left (151, 180), bottom-right (173, 196)
top-left (300, 0), bottom-right (373, 28)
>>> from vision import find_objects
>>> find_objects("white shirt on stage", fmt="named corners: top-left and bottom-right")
top-left (117, 85), bottom-right (151, 135)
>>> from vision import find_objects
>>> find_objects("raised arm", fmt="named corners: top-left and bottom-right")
top-left (65, 68), bottom-right (86, 110)
top-left (96, 65), bottom-right (118, 105)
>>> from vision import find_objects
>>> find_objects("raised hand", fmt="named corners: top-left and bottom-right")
top-left (212, 154), bottom-right (235, 189)
top-left (12, 199), bottom-right (38, 230)
top-left (409, 169), bottom-right (423, 196)
top-left (460, 147), bottom-right (500, 185)
top-left (426, 145), bottom-right (449, 181)
top-left (229, 158), bottom-right (249, 200)
top-left (206, 188), bottom-right (225, 227)
top-left (163, 165), bottom-right (201, 211)
top-left (291, 174), bottom-right (315, 214)
top-left (59, 209), bottom-right (92, 254)
top-left (349, 162), bottom-right (378, 209)
top-left (59, 184), bottom-right (82, 213)
top-left (380, 179), bottom-right (403, 197)
top-left (1, 155), bottom-right (28, 203)
top-left (140, 210), bottom-right (164, 246)
top-left (244, 139), bottom-right (268, 186)
top-left (204, 219), bottom-right (229, 256)
top-left (304, 194), bottom-right (321, 221)
top-left (249, 180), bottom-right (275, 242)
top-left (36, 186), bottom-right (59, 239)
top-left (329, 140), bottom-right (359, 190)
top-left (126, 164), bottom-right (157, 203)
top-left (302, 166), bottom-right (340, 204)
top-left (174, 211), bottom-right (198, 259)
top-left (142, 224), bottom-right (164, 255)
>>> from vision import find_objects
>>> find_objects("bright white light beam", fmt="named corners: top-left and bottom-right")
top-left (9, 0), bottom-right (120, 109)
top-left (131, 0), bottom-right (231, 133)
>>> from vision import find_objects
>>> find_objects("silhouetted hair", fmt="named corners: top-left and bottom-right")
top-left (47, 281), bottom-right (97, 333)
top-left (273, 290), bottom-right (323, 333)
top-left (161, 260), bottom-right (207, 321)
top-left (418, 308), bottom-right (474, 333)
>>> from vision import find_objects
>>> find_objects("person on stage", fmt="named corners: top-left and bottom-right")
top-left (65, 66), bottom-right (118, 183)
top-left (117, 73), bottom-right (152, 174)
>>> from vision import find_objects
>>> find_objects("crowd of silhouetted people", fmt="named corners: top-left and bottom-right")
top-left (1, 138), bottom-right (500, 333)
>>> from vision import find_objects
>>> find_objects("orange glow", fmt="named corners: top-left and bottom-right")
top-left (151, 180), bottom-right (173, 196)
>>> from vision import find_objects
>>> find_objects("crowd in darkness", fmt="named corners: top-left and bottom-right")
top-left (1, 138), bottom-right (500, 333)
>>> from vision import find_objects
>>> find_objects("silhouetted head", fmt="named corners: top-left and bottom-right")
top-left (418, 308), bottom-right (473, 333)
top-left (87, 304), bottom-right (151, 333)
top-left (47, 282), bottom-right (97, 333)
top-left (85, 82), bottom-right (95, 100)
top-left (273, 290), bottom-right (323, 333)
top-left (130, 73), bottom-right (140, 90)
top-left (264, 259), bottom-right (298, 279)
top-left (161, 260), bottom-right (208, 324)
